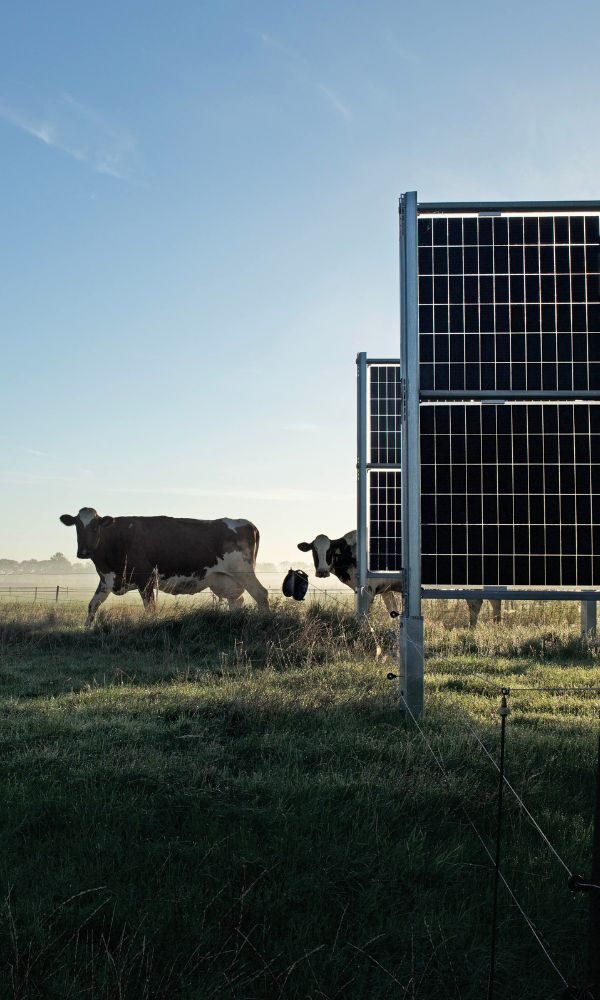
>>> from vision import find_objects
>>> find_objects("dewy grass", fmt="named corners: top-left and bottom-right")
top-left (0, 600), bottom-right (598, 999)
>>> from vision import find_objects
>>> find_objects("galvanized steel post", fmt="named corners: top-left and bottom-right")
top-left (356, 352), bottom-right (369, 616)
top-left (581, 601), bottom-right (597, 639)
top-left (399, 191), bottom-right (424, 716)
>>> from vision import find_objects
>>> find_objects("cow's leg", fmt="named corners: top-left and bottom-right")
top-left (138, 570), bottom-right (158, 614)
top-left (241, 570), bottom-right (269, 610)
top-left (380, 590), bottom-right (400, 618)
top-left (86, 577), bottom-right (112, 626)
top-left (228, 563), bottom-right (268, 610)
top-left (227, 595), bottom-right (245, 610)
top-left (467, 599), bottom-right (483, 628)
top-left (140, 584), bottom-right (157, 613)
top-left (490, 599), bottom-right (502, 623)
top-left (212, 552), bottom-right (269, 610)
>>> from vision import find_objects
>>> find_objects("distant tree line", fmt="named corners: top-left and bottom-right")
top-left (256, 562), bottom-right (312, 575)
top-left (0, 556), bottom-right (311, 577)
top-left (0, 553), bottom-right (96, 575)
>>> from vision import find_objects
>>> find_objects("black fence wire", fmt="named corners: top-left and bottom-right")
top-left (396, 681), bottom-right (593, 996)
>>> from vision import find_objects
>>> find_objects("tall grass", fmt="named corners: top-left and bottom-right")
top-left (0, 599), bottom-right (598, 998)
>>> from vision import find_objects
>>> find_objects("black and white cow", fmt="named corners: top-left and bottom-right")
top-left (298, 531), bottom-right (401, 615)
top-left (60, 507), bottom-right (269, 624)
top-left (298, 530), bottom-right (501, 626)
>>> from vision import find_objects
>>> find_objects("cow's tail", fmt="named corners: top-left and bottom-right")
top-left (249, 522), bottom-right (261, 567)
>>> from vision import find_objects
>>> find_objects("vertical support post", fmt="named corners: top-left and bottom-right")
top-left (581, 601), bottom-right (597, 639)
top-left (399, 191), bottom-right (424, 717)
top-left (356, 352), bottom-right (370, 616)
top-left (56, 585), bottom-right (59, 603)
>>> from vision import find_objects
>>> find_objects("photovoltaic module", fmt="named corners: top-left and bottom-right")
top-left (417, 214), bottom-right (600, 394)
top-left (367, 209), bottom-right (600, 586)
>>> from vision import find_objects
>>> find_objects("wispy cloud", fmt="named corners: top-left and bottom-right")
top-left (260, 32), bottom-right (352, 122)
top-left (0, 94), bottom-right (138, 181)
top-left (25, 448), bottom-right (52, 458)
top-left (317, 85), bottom-right (351, 122)
top-left (386, 34), bottom-right (421, 66)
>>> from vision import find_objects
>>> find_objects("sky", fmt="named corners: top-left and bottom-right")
top-left (2, 0), bottom-right (600, 562)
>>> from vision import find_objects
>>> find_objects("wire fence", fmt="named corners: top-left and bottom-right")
top-left (396, 678), bottom-right (600, 998)
top-left (0, 583), bottom-right (356, 605)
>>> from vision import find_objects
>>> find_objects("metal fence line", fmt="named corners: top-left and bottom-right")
top-left (455, 705), bottom-right (574, 879)
top-left (399, 690), bottom-right (571, 992)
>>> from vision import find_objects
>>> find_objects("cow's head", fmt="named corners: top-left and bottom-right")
top-left (60, 507), bottom-right (115, 559)
top-left (297, 534), bottom-right (334, 578)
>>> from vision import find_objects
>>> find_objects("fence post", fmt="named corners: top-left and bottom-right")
top-left (34, 587), bottom-right (37, 602)
top-left (55, 585), bottom-right (60, 603)
top-left (488, 690), bottom-right (510, 1000)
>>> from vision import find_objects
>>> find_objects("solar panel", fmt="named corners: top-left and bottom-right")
top-left (368, 365), bottom-right (401, 572)
top-left (369, 470), bottom-right (401, 572)
top-left (369, 364), bottom-right (401, 465)
top-left (366, 365), bottom-right (600, 586)
top-left (418, 213), bottom-right (600, 393)
top-left (420, 401), bottom-right (600, 587)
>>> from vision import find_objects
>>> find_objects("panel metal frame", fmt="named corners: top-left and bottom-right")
top-left (356, 194), bottom-right (600, 710)
top-left (399, 192), bottom-right (424, 716)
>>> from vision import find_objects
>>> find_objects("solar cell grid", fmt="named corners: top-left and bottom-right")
top-left (368, 366), bottom-right (402, 572)
top-left (418, 213), bottom-right (600, 394)
top-left (368, 365), bottom-right (401, 465)
top-left (420, 402), bottom-right (600, 587)
top-left (369, 471), bottom-right (402, 572)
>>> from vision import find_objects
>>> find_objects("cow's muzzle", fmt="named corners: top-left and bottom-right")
top-left (316, 570), bottom-right (330, 578)
top-left (77, 549), bottom-right (90, 559)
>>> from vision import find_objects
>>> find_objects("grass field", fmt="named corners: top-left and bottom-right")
top-left (0, 599), bottom-right (598, 999)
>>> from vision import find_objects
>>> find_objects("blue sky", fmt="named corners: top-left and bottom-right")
top-left (2, 0), bottom-right (599, 561)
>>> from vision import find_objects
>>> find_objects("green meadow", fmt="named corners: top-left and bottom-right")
top-left (0, 600), bottom-right (597, 999)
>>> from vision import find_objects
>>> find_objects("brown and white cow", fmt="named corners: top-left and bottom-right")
top-left (60, 507), bottom-right (269, 624)
top-left (298, 531), bottom-right (501, 626)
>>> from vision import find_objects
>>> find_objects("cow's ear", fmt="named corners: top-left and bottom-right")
top-left (297, 542), bottom-right (312, 552)
top-left (60, 514), bottom-right (76, 526)
top-left (98, 515), bottom-right (114, 528)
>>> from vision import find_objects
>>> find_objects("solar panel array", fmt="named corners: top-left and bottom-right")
top-left (418, 214), bottom-right (600, 393)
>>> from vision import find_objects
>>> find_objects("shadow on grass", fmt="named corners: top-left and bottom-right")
top-left (0, 605), bottom-right (597, 998)
top-left (0, 654), bottom-right (597, 999)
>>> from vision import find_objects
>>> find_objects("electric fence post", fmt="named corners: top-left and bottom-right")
top-left (488, 688), bottom-right (510, 1000)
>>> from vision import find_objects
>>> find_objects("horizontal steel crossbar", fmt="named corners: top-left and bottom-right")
top-left (420, 390), bottom-right (600, 402)
top-left (417, 200), bottom-right (600, 214)
top-left (422, 587), bottom-right (600, 602)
